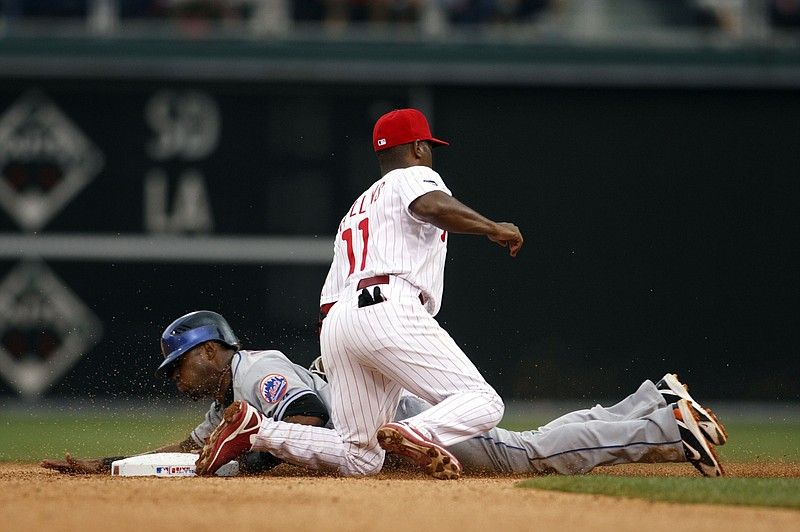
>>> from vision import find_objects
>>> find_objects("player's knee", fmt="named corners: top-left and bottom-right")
top-left (341, 462), bottom-right (381, 477)
top-left (469, 390), bottom-right (504, 435)
top-left (492, 391), bottom-right (505, 417)
top-left (340, 449), bottom-right (383, 477)
top-left (486, 391), bottom-right (505, 426)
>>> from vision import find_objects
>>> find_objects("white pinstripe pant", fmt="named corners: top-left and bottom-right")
top-left (251, 278), bottom-right (504, 476)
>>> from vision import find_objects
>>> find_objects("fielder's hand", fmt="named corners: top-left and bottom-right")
top-left (40, 452), bottom-right (107, 474)
top-left (488, 222), bottom-right (523, 257)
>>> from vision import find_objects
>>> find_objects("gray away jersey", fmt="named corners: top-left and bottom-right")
top-left (191, 350), bottom-right (333, 446)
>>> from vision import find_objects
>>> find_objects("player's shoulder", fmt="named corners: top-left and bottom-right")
top-left (234, 349), bottom-right (291, 373)
top-left (241, 348), bottom-right (289, 358)
top-left (387, 165), bottom-right (441, 180)
top-left (406, 168), bottom-right (451, 200)
top-left (383, 166), bottom-right (444, 190)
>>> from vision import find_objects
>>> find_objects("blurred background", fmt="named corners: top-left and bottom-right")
top-left (0, 0), bottom-right (798, 409)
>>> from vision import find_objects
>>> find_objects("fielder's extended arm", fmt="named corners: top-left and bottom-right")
top-left (409, 191), bottom-right (523, 256)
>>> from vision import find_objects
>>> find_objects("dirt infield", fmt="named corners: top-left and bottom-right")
top-left (3, 462), bottom-right (798, 532)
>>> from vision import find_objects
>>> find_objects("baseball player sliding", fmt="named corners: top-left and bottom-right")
top-left (197, 108), bottom-right (524, 479)
top-left (41, 311), bottom-right (726, 477)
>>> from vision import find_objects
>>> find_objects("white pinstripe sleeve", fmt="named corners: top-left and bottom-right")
top-left (396, 167), bottom-right (452, 215)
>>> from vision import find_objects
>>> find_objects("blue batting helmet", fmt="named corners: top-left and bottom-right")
top-left (156, 310), bottom-right (241, 378)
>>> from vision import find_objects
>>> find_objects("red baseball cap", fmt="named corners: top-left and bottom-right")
top-left (373, 109), bottom-right (449, 152)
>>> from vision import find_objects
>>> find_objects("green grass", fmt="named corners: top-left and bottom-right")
top-left (0, 406), bottom-right (206, 461)
top-left (518, 476), bottom-right (800, 510)
top-left (3, 405), bottom-right (799, 510)
top-left (714, 422), bottom-right (800, 463)
top-left (2, 410), bottom-right (798, 464)
top-left (504, 420), bottom-right (800, 511)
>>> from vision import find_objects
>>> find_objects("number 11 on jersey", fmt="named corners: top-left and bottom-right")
top-left (342, 217), bottom-right (370, 276)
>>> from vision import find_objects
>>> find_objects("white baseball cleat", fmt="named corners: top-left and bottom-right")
top-left (674, 399), bottom-right (725, 477)
top-left (196, 400), bottom-right (263, 476)
top-left (377, 421), bottom-right (462, 480)
top-left (656, 373), bottom-right (728, 446)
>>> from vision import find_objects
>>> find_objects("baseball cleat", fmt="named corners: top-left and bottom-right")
top-left (674, 399), bottom-right (724, 477)
top-left (377, 421), bottom-right (462, 480)
top-left (656, 373), bottom-right (728, 446)
top-left (196, 400), bottom-right (263, 475)
top-left (309, 356), bottom-right (327, 382)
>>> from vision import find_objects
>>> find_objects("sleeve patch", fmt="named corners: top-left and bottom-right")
top-left (259, 374), bottom-right (289, 404)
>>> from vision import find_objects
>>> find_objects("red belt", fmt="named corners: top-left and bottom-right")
top-left (357, 275), bottom-right (390, 290)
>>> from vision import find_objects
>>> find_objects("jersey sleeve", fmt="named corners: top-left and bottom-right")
top-left (396, 167), bottom-right (452, 216)
top-left (239, 352), bottom-right (327, 422)
top-left (281, 393), bottom-right (329, 424)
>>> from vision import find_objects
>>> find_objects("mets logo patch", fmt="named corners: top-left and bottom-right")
top-left (259, 373), bottom-right (288, 404)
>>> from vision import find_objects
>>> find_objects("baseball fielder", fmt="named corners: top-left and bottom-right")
top-left (42, 311), bottom-right (726, 477)
top-left (197, 108), bottom-right (525, 479)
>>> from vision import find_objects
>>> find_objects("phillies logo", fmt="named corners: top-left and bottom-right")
top-left (0, 260), bottom-right (102, 399)
top-left (259, 373), bottom-right (288, 404)
top-left (0, 90), bottom-right (104, 231)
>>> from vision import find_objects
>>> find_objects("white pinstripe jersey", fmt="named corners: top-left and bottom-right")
top-left (320, 165), bottom-right (452, 316)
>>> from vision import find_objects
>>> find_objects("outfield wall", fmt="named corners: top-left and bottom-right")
top-left (0, 39), bottom-right (797, 401)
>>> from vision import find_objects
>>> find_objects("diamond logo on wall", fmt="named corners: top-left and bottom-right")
top-left (0, 90), bottom-right (104, 231)
top-left (0, 260), bottom-right (103, 399)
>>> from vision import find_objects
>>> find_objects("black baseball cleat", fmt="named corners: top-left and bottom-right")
top-left (377, 421), bottom-right (462, 480)
top-left (656, 373), bottom-right (728, 446)
top-left (673, 399), bottom-right (724, 477)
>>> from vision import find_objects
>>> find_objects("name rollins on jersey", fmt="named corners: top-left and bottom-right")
top-left (340, 180), bottom-right (386, 230)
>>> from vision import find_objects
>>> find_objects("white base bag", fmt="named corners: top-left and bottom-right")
top-left (110, 453), bottom-right (239, 477)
